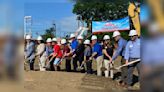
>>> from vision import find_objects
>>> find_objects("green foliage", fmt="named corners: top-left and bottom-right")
top-left (42, 27), bottom-right (55, 41)
top-left (73, 0), bottom-right (129, 22)
top-left (72, 0), bottom-right (130, 39)
top-left (72, 0), bottom-right (142, 40)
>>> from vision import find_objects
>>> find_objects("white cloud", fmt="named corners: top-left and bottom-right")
top-left (56, 15), bottom-right (78, 37)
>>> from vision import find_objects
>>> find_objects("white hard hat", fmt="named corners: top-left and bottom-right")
top-left (129, 30), bottom-right (138, 36)
top-left (52, 38), bottom-right (57, 42)
top-left (61, 39), bottom-right (67, 44)
top-left (37, 36), bottom-right (43, 40)
top-left (46, 38), bottom-right (52, 43)
top-left (103, 35), bottom-right (110, 40)
top-left (77, 35), bottom-right (83, 40)
top-left (112, 31), bottom-right (120, 37)
top-left (26, 35), bottom-right (32, 40)
top-left (70, 34), bottom-right (75, 38)
top-left (84, 39), bottom-right (90, 44)
top-left (91, 35), bottom-right (97, 40)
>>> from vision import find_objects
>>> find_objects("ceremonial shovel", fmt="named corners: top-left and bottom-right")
top-left (110, 59), bottom-right (141, 70)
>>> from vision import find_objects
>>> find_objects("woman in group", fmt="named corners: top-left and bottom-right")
top-left (45, 38), bottom-right (54, 71)
top-left (83, 39), bottom-right (92, 74)
top-left (49, 38), bottom-right (63, 71)
top-left (102, 35), bottom-right (114, 78)
top-left (35, 36), bottom-right (46, 71)
top-left (61, 39), bottom-right (72, 72)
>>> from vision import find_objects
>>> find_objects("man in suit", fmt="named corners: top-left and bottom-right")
top-left (25, 35), bottom-right (35, 70)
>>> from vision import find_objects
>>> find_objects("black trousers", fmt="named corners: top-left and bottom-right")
top-left (86, 60), bottom-right (92, 74)
top-left (50, 57), bottom-right (60, 71)
top-left (65, 59), bottom-right (71, 72)
top-left (73, 55), bottom-right (84, 72)
top-left (29, 59), bottom-right (35, 70)
top-left (50, 59), bottom-right (55, 71)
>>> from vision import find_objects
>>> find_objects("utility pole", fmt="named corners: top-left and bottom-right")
top-left (77, 15), bottom-right (81, 28)
top-left (52, 20), bottom-right (56, 37)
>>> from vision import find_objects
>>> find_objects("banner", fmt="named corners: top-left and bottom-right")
top-left (92, 17), bottom-right (130, 33)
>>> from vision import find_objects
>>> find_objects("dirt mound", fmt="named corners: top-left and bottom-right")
top-left (24, 71), bottom-right (139, 92)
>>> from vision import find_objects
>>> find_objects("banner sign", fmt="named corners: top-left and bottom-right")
top-left (92, 17), bottom-right (130, 33)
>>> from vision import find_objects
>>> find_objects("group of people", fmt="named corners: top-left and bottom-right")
top-left (24, 29), bottom-right (140, 88)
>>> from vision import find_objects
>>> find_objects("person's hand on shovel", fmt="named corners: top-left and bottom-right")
top-left (125, 60), bottom-right (129, 65)
top-left (72, 54), bottom-right (76, 58)
top-left (89, 57), bottom-right (93, 61)
top-left (109, 57), bottom-right (113, 64)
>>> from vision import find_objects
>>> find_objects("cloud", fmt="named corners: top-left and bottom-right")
top-left (56, 15), bottom-right (78, 37)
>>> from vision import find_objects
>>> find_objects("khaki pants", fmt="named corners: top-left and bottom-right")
top-left (96, 56), bottom-right (103, 76)
top-left (104, 59), bottom-right (114, 78)
top-left (39, 56), bottom-right (46, 71)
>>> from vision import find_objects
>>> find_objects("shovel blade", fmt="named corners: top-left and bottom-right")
top-left (101, 67), bottom-right (107, 71)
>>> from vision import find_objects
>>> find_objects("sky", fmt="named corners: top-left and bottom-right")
top-left (0, 0), bottom-right (78, 38)
top-left (24, 0), bottom-right (79, 38)
top-left (0, 0), bottom-right (148, 38)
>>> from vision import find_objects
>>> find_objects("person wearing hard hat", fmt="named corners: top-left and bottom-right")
top-left (52, 38), bottom-right (57, 45)
top-left (102, 35), bottom-right (114, 78)
top-left (61, 39), bottom-right (71, 72)
top-left (70, 34), bottom-right (78, 52)
top-left (90, 35), bottom-right (103, 76)
top-left (45, 38), bottom-right (54, 70)
top-left (24, 35), bottom-right (35, 70)
top-left (35, 36), bottom-right (46, 71)
top-left (112, 31), bottom-right (127, 86)
top-left (124, 30), bottom-right (141, 89)
top-left (73, 35), bottom-right (85, 72)
top-left (83, 39), bottom-right (92, 74)
top-left (49, 37), bottom-right (63, 71)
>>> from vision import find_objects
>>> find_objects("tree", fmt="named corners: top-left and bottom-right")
top-left (42, 27), bottom-right (55, 41)
top-left (73, 0), bottom-right (130, 27)
top-left (72, 0), bottom-right (130, 38)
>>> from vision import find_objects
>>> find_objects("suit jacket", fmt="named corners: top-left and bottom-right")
top-left (25, 41), bottom-right (35, 62)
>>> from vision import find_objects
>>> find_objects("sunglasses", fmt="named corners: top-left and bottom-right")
top-left (130, 36), bottom-right (135, 38)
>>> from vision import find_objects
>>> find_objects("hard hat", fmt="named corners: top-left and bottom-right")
top-left (26, 35), bottom-right (32, 40)
top-left (70, 34), bottom-right (75, 38)
top-left (46, 38), bottom-right (52, 43)
top-left (37, 36), bottom-right (43, 40)
top-left (77, 35), bottom-right (83, 40)
top-left (91, 35), bottom-right (97, 40)
top-left (84, 39), bottom-right (90, 45)
top-left (61, 39), bottom-right (67, 44)
top-left (103, 35), bottom-right (110, 40)
top-left (52, 38), bottom-right (57, 42)
top-left (129, 30), bottom-right (138, 36)
top-left (112, 31), bottom-right (120, 37)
